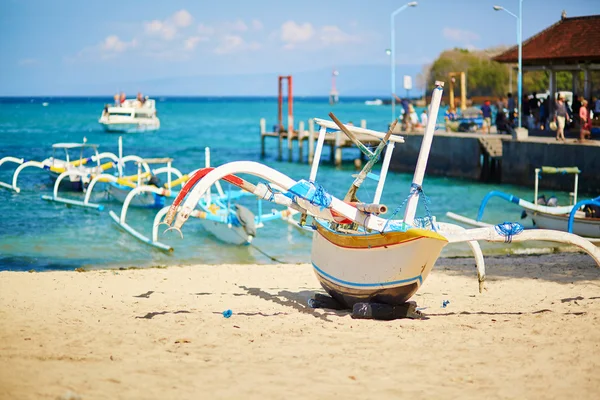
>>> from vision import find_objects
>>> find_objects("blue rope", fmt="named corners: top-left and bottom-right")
top-left (494, 222), bottom-right (524, 243)
top-left (383, 183), bottom-right (436, 232)
top-left (311, 183), bottom-right (332, 209)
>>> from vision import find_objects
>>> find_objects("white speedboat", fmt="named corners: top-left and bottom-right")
top-left (99, 99), bottom-right (160, 133)
top-left (365, 99), bottom-right (383, 106)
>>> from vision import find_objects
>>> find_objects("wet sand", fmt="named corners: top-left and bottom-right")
top-left (1, 253), bottom-right (599, 399)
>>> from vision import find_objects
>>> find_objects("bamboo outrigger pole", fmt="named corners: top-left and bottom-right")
top-left (403, 81), bottom-right (444, 226)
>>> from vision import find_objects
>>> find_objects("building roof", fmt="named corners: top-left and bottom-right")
top-left (493, 14), bottom-right (600, 65)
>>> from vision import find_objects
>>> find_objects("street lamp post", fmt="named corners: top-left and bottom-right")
top-left (494, 1), bottom-right (523, 128)
top-left (390, 1), bottom-right (418, 123)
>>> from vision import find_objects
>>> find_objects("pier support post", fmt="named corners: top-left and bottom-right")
top-left (260, 118), bottom-right (266, 158)
top-left (308, 119), bottom-right (315, 164)
top-left (334, 131), bottom-right (342, 166)
top-left (288, 115), bottom-right (294, 162)
top-left (298, 121), bottom-right (305, 162)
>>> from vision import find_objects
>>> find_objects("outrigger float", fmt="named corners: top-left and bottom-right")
top-left (108, 147), bottom-right (296, 251)
top-left (160, 81), bottom-right (600, 316)
top-left (0, 140), bottom-right (117, 193)
top-left (447, 166), bottom-right (600, 242)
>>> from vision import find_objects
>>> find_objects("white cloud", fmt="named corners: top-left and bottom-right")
top-left (225, 19), bottom-right (248, 32)
top-left (280, 21), bottom-right (315, 48)
top-left (144, 20), bottom-right (177, 40)
top-left (184, 36), bottom-right (207, 51)
top-left (279, 21), bottom-right (360, 50)
top-left (251, 19), bottom-right (263, 31)
top-left (144, 9), bottom-right (194, 41)
top-left (171, 9), bottom-right (193, 28)
top-left (214, 35), bottom-right (261, 55)
top-left (319, 25), bottom-right (360, 46)
top-left (442, 27), bottom-right (480, 43)
top-left (198, 23), bottom-right (215, 36)
top-left (101, 35), bottom-right (137, 53)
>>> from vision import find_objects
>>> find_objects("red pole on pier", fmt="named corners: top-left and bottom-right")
top-left (288, 75), bottom-right (293, 133)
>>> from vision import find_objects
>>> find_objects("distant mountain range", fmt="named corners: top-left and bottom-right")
top-left (73, 64), bottom-right (426, 98)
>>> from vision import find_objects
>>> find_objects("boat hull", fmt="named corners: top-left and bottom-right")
top-left (101, 122), bottom-right (160, 133)
top-left (48, 171), bottom-right (83, 191)
top-left (311, 221), bottom-right (448, 307)
top-left (532, 212), bottom-right (600, 238)
top-left (197, 219), bottom-right (249, 245)
top-left (107, 184), bottom-right (165, 208)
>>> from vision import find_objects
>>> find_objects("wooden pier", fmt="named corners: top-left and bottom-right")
top-left (260, 118), bottom-right (377, 165)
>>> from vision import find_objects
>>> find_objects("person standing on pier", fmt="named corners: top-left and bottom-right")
top-left (579, 99), bottom-right (591, 142)
top-left (507, 93), bottom-right (516, 123)
top-left (480, 100), bottom-right (492, 134)
top-left (554, 95), bottom-right (568, 142)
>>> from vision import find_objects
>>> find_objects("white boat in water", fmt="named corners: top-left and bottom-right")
top-left (99, 98), bottom-right (160, 133)
top-left (365, 99), bottom-right (383, 106)
top-left (446, 166), bottom-right (600, 241)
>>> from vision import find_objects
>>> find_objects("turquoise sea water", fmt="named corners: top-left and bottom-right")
top-left (0, 97), bottom-right (581, 271)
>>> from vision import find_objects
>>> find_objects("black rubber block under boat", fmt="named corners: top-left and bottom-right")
top-left (351, 301), bottom-right (423, 320)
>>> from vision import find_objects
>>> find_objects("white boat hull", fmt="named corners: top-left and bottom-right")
top-left (101, 122), bottom-right (160, 133)
top-left (197, 219), bottom-right (250, 245)
top-left (532, 212), bottom-right (600, 238)
top-left (311, 221), bottom-right (448, 307)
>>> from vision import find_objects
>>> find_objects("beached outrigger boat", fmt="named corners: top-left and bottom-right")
top-left (108, 147), bottom-right (296, 251)
top-left (0, 140), bottom-right (116, 193)
top-left (160, 82), bottom-right (600, 310)
top-left (99, 98), bottom-right (160, 133)
top-left (446, 166), bottom-right (600, 241)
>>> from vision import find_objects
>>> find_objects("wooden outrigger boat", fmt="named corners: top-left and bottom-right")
top-left (109, 147), bottom-right (296, 251)
top-left (40, 137), bottom-right (187, 210)
top-left (446, 166), bottom-right (600, 242)
top-left (0, 140), bottom-right (116, 193)
top-left (160, 82), bottom-right (600, 310)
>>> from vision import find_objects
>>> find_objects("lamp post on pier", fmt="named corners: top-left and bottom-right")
top-left (494, 1), bottom-right (523, 128)
top-left (389, 1), bottom-right (418, 124)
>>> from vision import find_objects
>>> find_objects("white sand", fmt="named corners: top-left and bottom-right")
top-left (1, 253), bottom-right (599, 400)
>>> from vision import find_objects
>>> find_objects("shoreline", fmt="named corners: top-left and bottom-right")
top-left (1, 253), bottom-right (599, 399)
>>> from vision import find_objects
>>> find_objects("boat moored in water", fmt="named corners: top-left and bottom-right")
top-left (99, 98), bottom-right (160, 133)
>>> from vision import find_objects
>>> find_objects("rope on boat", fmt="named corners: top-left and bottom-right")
top-left (286, 180), bottom-right (332, 210)
top-left (382, 183), bottom-right (436, 232)
top-left (494, 222), bottom-right (524, 243)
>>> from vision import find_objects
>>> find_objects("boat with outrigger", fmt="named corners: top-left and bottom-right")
top-left (446, 166), bottom-right (600, 242)
top-left (0, 139), bottom-right (117, 193)
top-left (159, 81), bottom-right (599, 317)
top-left (108, 147), bottom-right (297, 251)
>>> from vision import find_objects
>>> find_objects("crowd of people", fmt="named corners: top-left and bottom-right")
top-left (438, 91), bottom-right (598, 142)
top-left (112, 92), bottom-right (149, 108)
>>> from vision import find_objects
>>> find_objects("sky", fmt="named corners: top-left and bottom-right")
top-left (1, 0), bottom-right (598, 96)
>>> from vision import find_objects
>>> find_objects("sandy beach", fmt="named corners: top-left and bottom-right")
top-left (1, 253), bottom-right (599, 400)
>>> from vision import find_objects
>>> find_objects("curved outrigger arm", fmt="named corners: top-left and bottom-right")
top-left (8, 160), bottom-right (49, 193)
top-left (0, 157), bottom-right (25, 191)
top-left (444, 226), bottom-right (600, 267)
top-left (161, 161), bottom-right (390, 235)
top-left (41, 170), bottom-right (105, 210)
top-left (477, 190), bottom-right (576, 221)
top-left (436, 221), bottom-right (486, 293)
top-left (108, 185), bottom-right (177, 252)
